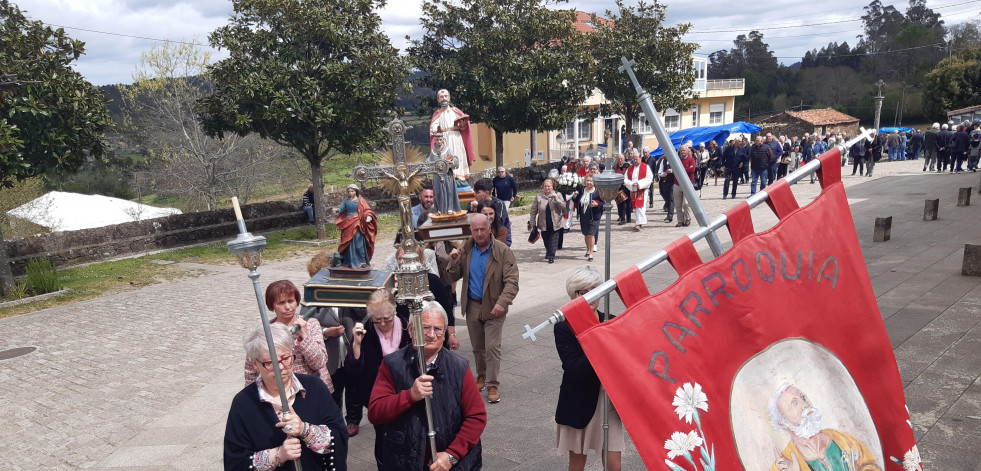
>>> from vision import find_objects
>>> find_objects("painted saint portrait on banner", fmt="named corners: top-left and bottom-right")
top-left (730, 339), bottom-right (884, 471)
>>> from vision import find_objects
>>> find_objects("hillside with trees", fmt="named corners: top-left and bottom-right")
top-left (708, 0), bottom-right (981, 125)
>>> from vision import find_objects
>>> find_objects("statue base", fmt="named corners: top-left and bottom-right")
top-left (418, 217), bottom-right (472, 243)
top-left (303, 268), bottom-right (394, 308)
top-left (327, 266), bottom-right (373, 279)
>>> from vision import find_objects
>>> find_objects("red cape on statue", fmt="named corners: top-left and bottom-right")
top-left (334, 196), bottom-right (377, 262)
top-left (431, 106), bottom-right (476, 166)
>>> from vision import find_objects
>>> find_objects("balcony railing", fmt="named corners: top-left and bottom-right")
top-left (706, 78), bottom-right (745, 91)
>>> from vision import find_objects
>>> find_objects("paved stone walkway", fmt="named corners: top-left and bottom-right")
top-left (0, 159), bottom-right (978, 470)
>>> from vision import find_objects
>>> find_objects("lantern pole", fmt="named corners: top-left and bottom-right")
top-left (395, 239), bottom-right (439, 459)
top-left (226, 197), bottom-right (301, 471)
top-left (591, 157), bottom-right (624, 471)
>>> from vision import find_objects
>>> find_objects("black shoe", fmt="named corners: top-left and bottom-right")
top-left (547, 257), bottom-right (554, 264)
top-left (663, 217), bottom-right (672, 223)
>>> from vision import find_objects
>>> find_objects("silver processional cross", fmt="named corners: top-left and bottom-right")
top-left (351, 117), bottom-right (449, 247)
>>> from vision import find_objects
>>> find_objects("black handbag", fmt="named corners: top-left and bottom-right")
top-left (528, 227), bottom-right (540, 244)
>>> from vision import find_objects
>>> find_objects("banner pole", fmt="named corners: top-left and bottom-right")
top-left (617, 57), bottom-right (725, 258)
top-left (522, 130), bottom-right (873, 342)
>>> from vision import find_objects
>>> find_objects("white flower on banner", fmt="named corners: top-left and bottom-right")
top-left (662, 381), bottom-right (716, 471)
top-left (672, 382), bottom-right (709, 425)
top-left (664, 431), bottom-right (703, 459)
top-left (903, 446), bottom-right (922, 471)
top-left (891, 445), bottom-right (923, 471)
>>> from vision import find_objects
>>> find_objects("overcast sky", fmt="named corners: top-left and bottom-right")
top-left (12, 0), bottom-right (981, 86)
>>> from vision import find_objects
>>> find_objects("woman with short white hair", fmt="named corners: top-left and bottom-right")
top-left (224, 323), bottom-right (349, 471)
top-left (554, 266), bottom-right (624, 471)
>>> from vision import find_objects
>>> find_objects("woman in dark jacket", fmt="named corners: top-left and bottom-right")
top-left (345, 288), bottom-right (410, 437)
top-left (572, 174), bottom-right (603, 262)
top-left (554, 267), bottom-right (623, 471)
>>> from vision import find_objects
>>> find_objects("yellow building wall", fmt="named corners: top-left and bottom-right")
top-left (469, 94), bottom-right (741, 165)
top-left (470, 124), bottom-right (550, 173)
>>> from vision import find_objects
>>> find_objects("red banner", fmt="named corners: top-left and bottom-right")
top-left (562, 149), bottom-right (920, 470)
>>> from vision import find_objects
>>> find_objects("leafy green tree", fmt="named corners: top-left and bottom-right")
top-left (709, 31), bottom-right (780, 119)
top-left (708, 31), bottom-right (778, 80)
top-left (408, 0), bottom-right (594, 168)
top-left (197, 0), bottom-right (409, 239)
top-left (922, 47), bottom-right (981, 120)
top-left (0, 0), bottom-right (111, 296)
top-left (947, 18), bottom-right (981, 56)
top-left (590, 0), bottom-right (696, 135)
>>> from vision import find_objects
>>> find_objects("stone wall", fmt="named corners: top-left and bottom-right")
top-left (5, 163), bottom-right (563, 274)
top-left (5, 200), bottom-right (309, 274)
top-left (759, 114), bottom-right (860, 140)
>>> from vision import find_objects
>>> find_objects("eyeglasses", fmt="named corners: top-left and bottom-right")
top-left (259, 355), bottom-right (296, 370)
top-left (373, 316), bottom-right (395, 324)
top-left (422, 325), bottom-right (446, 335)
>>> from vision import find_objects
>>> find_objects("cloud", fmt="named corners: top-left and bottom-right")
top-left (10, 0), bottom-right (973, 85)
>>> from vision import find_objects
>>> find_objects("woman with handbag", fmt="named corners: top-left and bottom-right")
top-left (530, 178), bottom-right (567, 264)
top-left (572, 174), bottom-right (603, 262)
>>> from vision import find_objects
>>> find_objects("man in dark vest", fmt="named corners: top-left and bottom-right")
top-left (368, 301), bottom-right (486, 470)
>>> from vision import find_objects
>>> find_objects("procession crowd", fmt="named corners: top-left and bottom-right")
top-left (225, 156), bottom-right (627, 471)
top-left (223, 89), bottom-right (981, 470)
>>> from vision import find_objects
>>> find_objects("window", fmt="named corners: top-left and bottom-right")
top-left (664, 109), bottom-right (680, 130)
top-left (563, 120), bottom-right (591, 141)
top-left (691, 107), bottom-right (699, 127)
top-left (636, 114), bottom-right (653, 134)
top-left (709, 103), bottom-right (724, 125)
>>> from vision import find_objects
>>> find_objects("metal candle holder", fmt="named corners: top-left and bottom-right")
top-left (394, 247), bottom-right (438, 460)
top-left (226, 197), bottom-right (301, 471)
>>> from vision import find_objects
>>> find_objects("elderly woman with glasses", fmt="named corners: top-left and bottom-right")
top-left (554, 266), bottom-right (624, 471)
top-left (244, 280), bottom-right (333, 392)
top-left (224, 323), bottom-right (349, 471)
top-left (344, 288), bottom-right (411, 437)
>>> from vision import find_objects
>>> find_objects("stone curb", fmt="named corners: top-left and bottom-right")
top-left (0, 288), bottom-right (72, 309)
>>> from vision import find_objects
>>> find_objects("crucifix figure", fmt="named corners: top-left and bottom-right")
top-left (351, 117), bottom-right (449, 251)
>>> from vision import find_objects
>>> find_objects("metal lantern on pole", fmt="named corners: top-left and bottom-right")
top-left (393, 242), bottom-right (439, 460)
top-left (226, 197), bottom-right (302, 471)
top-left (591, 158), bottom-right (623, 471)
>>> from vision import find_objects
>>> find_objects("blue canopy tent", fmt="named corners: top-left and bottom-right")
top-left (650, 122), bottom-right (762, 158)
top-left (878, 127), bottom-right (913, 134)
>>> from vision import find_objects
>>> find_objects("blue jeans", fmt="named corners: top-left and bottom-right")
top-left (302, 205), bottom-right (314, 223)
top-left (888, 147), bottom-right (901, 161)
top-left (751, 169), bottom-right (767, 195)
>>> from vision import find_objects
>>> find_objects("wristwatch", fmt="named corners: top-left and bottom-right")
top-left (447, 453), bottom-right (459, 466)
